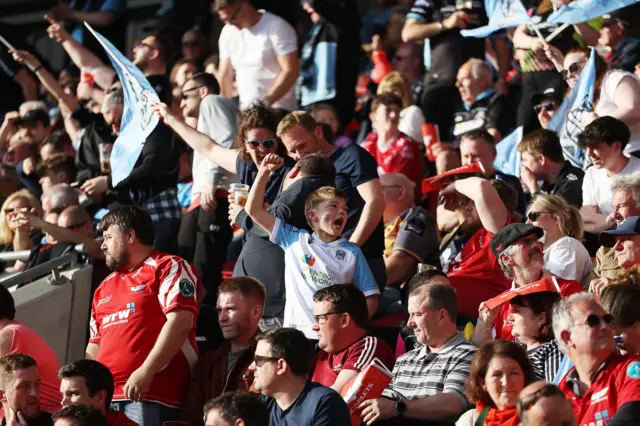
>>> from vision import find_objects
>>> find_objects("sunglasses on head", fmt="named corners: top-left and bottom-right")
top-left (527, 211), bottom-right (550, 222)
top-left (245, 137), bottom-right (277, 149)
top-left (516, 384), bottom-right (564, 415)
top-left (534, 102), bottom-right (557, 114)
top-left (574, 314), bottom-right (615, 329)
top-left (561, 62), bottom-right (583, 80)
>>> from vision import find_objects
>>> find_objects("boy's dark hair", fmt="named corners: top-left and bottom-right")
top-left (187, 72), bottom-right (220, 95)
top-left (52, 404), bottom-right (109, 426)
top-left (256, 328), bottom-right (311, 377)
top-left (313, 284), bottom-right (369, 329)
top-left (371, 92), bottom-right (403, 113)
top-left (296, 153), bottom-right (336, 182)
top-left (578, 116), bottom-right (630, 150)
top-left (58, 360), bottom-right (115, 410)
top-left (517, 129), bottom-right (564, 163)
top-left (203, 391), bottom-right (269, 426)
top-left (0, 285), bottom-right (16, 321)
top-left (39, 131), bottom-right (72, 152)
top-left (460, 129), bottom-right (496, 147)
top-left (36, 155), bottom-right (76, 181)
top-left (98, 206), bottom-right (155, 246)
top-left (491, 179), bottom-right (518, 213)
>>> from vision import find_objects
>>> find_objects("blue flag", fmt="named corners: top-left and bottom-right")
top-left (85, 23), bottom-right (160, 187)
top-left (461, 0), bottom-right (531, 38)
top-left (493, 126), bottom-right (523, 177)
top-left (547, 48), bottom-right (596, 169)
top-left (547, 0), bottom-right (639, 25)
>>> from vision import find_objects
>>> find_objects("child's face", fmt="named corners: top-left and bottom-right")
top-left (310, 198), bottom-right (348, 237)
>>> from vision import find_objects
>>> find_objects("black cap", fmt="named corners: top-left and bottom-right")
top-left (600, 216), bottom-right (640, 247)
top-left (602, 9), bottom-right (633, 27)
top-left (531, 85), bottom-right (564, 106)
top-left (490, 223), bottom-right (544, 257)
top-left (18, 108), bottom-right (50, 128)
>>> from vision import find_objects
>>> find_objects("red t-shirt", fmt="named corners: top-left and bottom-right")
top-left (106, 410), bottom-right (139, 426)
top-left (446, 222), bottom-right (513, 319)
top-left (90, 250), bottom-right (200, 408)
top-left (311, 336), bottom-right (395, 388)
top-left (361, 132), bottom-right (424, 196)
top-left (558, 355), bottom-right (640, 425)
top-left (494, 277), bottom-right (584, 340)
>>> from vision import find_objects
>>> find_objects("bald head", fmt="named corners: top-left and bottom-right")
top-left (58, 206), bottom-right (93, 237)
top-left (380, 173), bottom-right (416, 223)
top-left (518, 382), bottom-right (576, 426)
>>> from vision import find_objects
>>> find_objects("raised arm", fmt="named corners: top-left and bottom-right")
top-left (350, 179), bottom-right (385, 247)
top-left (244, 154), bottom-right (283, 236)
top-left (153, 102), bottom-right (239, 173)
top-left (442, 177), bottom-right (508, 234)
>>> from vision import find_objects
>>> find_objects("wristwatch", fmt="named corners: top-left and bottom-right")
top-left (395, 400), bottom-right (407, 417)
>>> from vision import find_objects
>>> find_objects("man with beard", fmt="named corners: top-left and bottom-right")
top-left (471, 223), bottom-right (583, 346)
top-left (553, 293), bottom-right (640, 424)
top-left (0, 354), bottom-right (53, 426)
top-left (180, 277), bottom-right (265, 426)
top-left (88, 206), bottom-right (199, 426)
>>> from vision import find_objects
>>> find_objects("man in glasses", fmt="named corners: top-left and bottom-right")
top-left (214, 0), bottom-right (299, 113)
top-left (310, 284), bottom-right (394, 392)
top-left (517, 129), bottom-right (584, 208)
top-left (177, 72), bottom-right (239, 308)
top-left (180, 277), bottom-right (265, 426)
top-left (599, 8), bottom-right (640, 74)
top-left (552, 292), bottom-right (640, 425)
top-left (531, 86), bottom-right (561, 130)
top-left (517, 382), bottom-right (577, 426)
top-left (250, 328), bottom-right (351, 426)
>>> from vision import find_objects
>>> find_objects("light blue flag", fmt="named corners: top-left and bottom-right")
top-left (461, 0), bottom-right (531, 38)
top-left (493, 126), bottom-right (523, 177)
top-left (547, 48), bottom-right (596, 169)
top-left (547, 0), bottom-right (639, 25)
top-left (85, 23), bottom-right (160, 187)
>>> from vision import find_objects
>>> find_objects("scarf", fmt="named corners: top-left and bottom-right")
top-left (476, 401), bottom-right (520, 426)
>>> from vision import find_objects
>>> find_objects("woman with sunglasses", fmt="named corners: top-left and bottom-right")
top-left (599, 270), bottom-right (640, 355)
top-left (0, 190), bottom-right (43, 273)
top-left (457, 340), bottom-right (535, 426)
top-left (509, 291), bottom-right (563, 381)
top-left (525, 194), bottom-right (591, 286)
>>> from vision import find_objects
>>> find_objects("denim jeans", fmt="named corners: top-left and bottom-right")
top-left (111, 401), bottom-right (179, 426)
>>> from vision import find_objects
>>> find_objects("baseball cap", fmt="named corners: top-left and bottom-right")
top-left (602, 10), bottom-right (632, 27)
top-left (531, 86), bottom-right (564, 107)
top-left (491, 223), bottom-right (544, 257)
top-left (600, 216), bottom-right (640, 247)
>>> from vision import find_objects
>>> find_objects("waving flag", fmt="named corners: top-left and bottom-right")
top-left (461, 0), bottom-right (531, 38)
top-left (85, 23), bottom-right (160, 187)
top-left (547, 0), bottom-right (639, 25)
top-left (493, 126), bottom-right (523, 177)
top-left (547, 48), bottom-right (596, 169)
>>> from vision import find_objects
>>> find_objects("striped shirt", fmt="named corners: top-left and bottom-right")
top-left (528, 339), bottom-right (564, 382)
top-left (382, 332), bottom-right (476, 407)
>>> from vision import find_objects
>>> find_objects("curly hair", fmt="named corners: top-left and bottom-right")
top-left (235, 102), bottom-right (285, 162)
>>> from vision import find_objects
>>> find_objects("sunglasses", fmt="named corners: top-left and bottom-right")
top-left (561, 62), bottom-right (584, 80)
top-left (527, 211), bottom-right (550, 222)
top-left (574, 314), bottom-right (615, 330)
top-left (534, 102), bottom-right (557, 114)
top-left (4, 207), bottom-right (26, 215)
top-left (180, 86), bottom-right (204, 100)
top-left (313, 311), bottom-right (345, 325)
top-left (245, 137), bottom-right (278, 149)
top-left (137, 42), bottom-right (156, 51)
top-left (221, 4), bottom-right (242, 24)
top-left (516, 384), bottom-right (564, 415)
top-left (253, 355), bottom-right (279, 367)
top-left (182, 41), bottom-right (200, 48)
top-left (65, 221), bottom-right (88, 231)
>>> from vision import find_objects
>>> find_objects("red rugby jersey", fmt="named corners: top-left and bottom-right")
top-left (90, 250), bottom-right (199, 408)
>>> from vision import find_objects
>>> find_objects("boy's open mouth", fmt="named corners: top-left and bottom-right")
top-left (334, 218), bottom-right (345, 227)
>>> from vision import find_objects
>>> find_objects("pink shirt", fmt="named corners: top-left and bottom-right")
top-left (5, 322), bottom-right (61, 414)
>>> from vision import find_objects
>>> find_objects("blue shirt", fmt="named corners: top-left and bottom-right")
top-left (261, 381), bottom-right (351, 426)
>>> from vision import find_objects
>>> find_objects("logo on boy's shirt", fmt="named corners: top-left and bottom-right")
top-left (335, 250), bottom-right (346, 261)
top-left (302, 254), bottom-right (316, 266)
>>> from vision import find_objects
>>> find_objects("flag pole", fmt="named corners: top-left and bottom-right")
top-left (531, 24), bottom-right (564, 73)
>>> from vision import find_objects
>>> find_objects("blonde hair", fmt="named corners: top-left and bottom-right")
top-left (377, 71), bottom-right (412, 108)
top-left (304, 186), bottom-right (346, 229)
top-left (276, 111), bottom-right (318, 139)
top-left (530, 194), bottom-right (583, 240)
top-left (0, 190), bottom-right (43, 246)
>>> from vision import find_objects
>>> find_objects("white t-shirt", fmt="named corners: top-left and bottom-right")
top-left (582, 156), bottom-right (640, 214)
top-left (270, 218), bottom-right (380, 339)
top-left (543, 236), bottom-right (592, 287)
top-left (595, 70), bottom-right (640, 154)
top-left (218, 11), bottom-right (297, 111)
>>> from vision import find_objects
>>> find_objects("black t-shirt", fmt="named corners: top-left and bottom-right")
top-left (146, 74), bottom-right (173, 105)
top-left (72, 104), bottom-right (115, 183)
top-left (540, 161), bottom-right (584, 208)
top-left (235, 155), bottom-right (294, 205)
top-left (453, 91), bottom-right (512, 139)
top-left (407, 0), bottom-right (487, 84)
top-left (331, 144), bottom-right (384, 258)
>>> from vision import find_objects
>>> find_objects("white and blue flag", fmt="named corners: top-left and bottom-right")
top-left (85, 23), bottom-right (160, 187)
top-left (547, 48), bottom-right (596, 169)
top-left (547, 0), bottom-right (639, 25)
top-left (493, 126), bottom-right (523, 177)
top-left (461, 0), bottom-right (531, 38)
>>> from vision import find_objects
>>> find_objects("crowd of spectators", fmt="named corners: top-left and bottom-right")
top-left (0, 0), bottom-right (639, 425)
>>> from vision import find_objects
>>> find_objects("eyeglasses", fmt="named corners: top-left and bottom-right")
top-left (182, 41), bottom-right (200, 48)
top-left (313, 311), bottom-right (345, 325)
top-left (573, 314), bottom-right (615, 330)
top-left (527, 211), bottom-right (551, 222)
top-left (4, 207), bottom-right (26, 215)
top-left (561, 62), bottom-right (584, 80)
top-left (516, 383), bottom-right (564, 415)
top-left (65, 221), bottom-right (88, 231)
top-left (137, 42), bottom-right (156, 51)
top-left (221, 4), bottom-right (242, 24)
top-left (534, 102), bottom-right (557, 114)
top-left (253, 354), bottom-right (279, 367)
top-left (245, 137), bottom-right (278, 149)
top-left (180, 86), bottom-right (204, 100)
